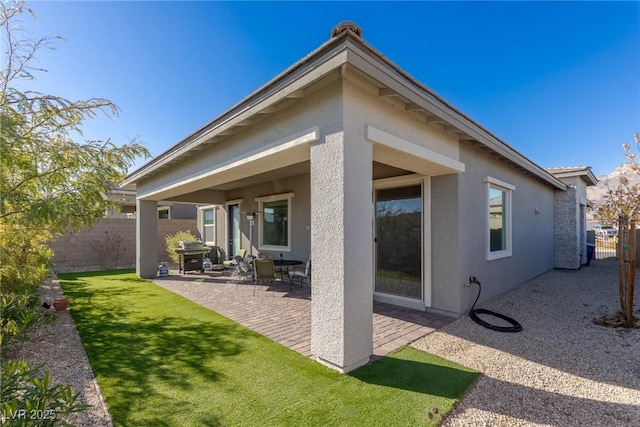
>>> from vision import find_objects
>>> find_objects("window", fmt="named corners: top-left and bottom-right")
top-left (201, 207), bottom-right (216, 245)
top-left (484, 177), bottom-right (514, 260)
top-left (256, 193), bottom-right (294, 251)
top-left (158, 207), bottom-right (170, 220)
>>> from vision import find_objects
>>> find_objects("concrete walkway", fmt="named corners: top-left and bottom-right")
top-left (152, 271), bottom-right (453, 359)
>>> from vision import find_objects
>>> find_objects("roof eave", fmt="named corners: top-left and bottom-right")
top-left (343, 38), bottom-right (566, 191)
top-left (123, 34), bottom-right (352, 187)
top-left (547, 167), bottom-right (598, 187)
top-left (124, 28), bottom-right (566, 192)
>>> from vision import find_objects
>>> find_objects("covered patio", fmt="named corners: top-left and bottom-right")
top-left (152, 271), bottom-right (453, 358)
top-left (124, 23), bottom-right (474, 372)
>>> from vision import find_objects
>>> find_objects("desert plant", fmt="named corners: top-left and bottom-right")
top-left (0, 292), bottom-right (41, 351)
top-left (0, 1), bottom-right (149, 236)
top-left (0, 3), bottom-right (146, 423)
top-left (1, 360), bottom-right (90, 426)
top-left (165, 230), bottom-right (198, 264)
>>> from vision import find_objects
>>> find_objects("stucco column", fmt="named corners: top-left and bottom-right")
top-left (136, 199), bottom-right (158, 278)
top-left (310, 131), bottom-right (373, 373)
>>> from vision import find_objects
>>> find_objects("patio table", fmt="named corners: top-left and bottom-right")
top-left (273, 259), bottom-right (303, 281)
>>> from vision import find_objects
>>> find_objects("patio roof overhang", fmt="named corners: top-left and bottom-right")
top-left (368, 125), bottom-right (465, 176)
top-left (136, 128), bottom-right (318, 201)
top-left (123, 26), bottom-right (565, 194)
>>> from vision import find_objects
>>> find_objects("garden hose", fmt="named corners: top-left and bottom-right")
top-left (468, 276), bottom-right (522, 333)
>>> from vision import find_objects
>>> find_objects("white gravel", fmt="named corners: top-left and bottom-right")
top-left (413, 259), bottom-right (640, 426)
top-left (3, 277), bottom-right (112, 427)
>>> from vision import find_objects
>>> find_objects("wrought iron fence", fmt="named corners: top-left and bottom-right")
top-left (587, 228), bottom-right (640, 264)
top-left (594, 234), bottom-right (617, 260)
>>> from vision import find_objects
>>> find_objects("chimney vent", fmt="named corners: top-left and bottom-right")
top-left (331, 21), bottom-right (362, 39)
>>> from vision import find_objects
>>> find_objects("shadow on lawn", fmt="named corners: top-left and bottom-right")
top-left (350, 354), bottom-right (480, 399)
top-left (60, 277), bottom-right (252, 426)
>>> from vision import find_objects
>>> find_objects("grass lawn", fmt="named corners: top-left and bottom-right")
top-left (59, 270), bottom-right (479, 426)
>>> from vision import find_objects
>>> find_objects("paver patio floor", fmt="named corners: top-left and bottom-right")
top-left (152, 270), bottom-right (453, 358)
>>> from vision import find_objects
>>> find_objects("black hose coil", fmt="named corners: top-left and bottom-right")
top-left (468, 276), bottom-right (522, 333)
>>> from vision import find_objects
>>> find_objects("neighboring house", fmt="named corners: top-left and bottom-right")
top-left (123, 22), bottom-right (595, 373)
top-left (105, 186), bottom-right (198, 220)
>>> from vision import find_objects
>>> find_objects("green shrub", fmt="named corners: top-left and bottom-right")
top-left (0, 293), bottom-right (42, 350)
top-left (0, 226), bottom-right (53, 295)
top-left (0, 226), bottom-right (51, 351)
top-left (1, 360), bottom-right (90, 426)
top-left (164, 230), bottom-right (198, 264)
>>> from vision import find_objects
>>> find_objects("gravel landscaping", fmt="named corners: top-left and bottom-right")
top-left (4, 277), bottom-right (112, 427)
top-left (413, 259), bottom-right (640, 426)
top-left (6, 259), bottom-right (639, 426)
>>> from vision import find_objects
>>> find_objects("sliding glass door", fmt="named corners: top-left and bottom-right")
top-left (375, 185), bottom-right (422, 300)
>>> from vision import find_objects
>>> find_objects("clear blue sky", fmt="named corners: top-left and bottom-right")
top-left (22, 1), bottom-right (640, 177)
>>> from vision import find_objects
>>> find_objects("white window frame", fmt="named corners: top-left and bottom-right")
top-left (199, 205), bottom-right (217, 246)
top-left (255, 192), bottom-right (294, 252)
top-left (484, 177), bottom-right (514, 261)
top-left (157, 206), bottom-right (170, 220)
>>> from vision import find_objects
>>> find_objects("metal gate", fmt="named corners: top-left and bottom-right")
top-left (595, 235), bottom-right (617, 259)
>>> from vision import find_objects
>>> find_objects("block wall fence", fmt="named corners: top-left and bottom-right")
top-left (49, 218), bottom-right (197, 273)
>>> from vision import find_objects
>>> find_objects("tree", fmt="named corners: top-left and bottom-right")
top-left (1, 1), bottom-right (150, 422)
top-left (596, 132), bottom-right (640, 223)
top-left (0, 1), bottom-right (149, 236)
top-left (594, 132), bottom-right (639, 328)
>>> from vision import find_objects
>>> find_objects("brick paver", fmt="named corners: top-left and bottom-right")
top-left (153, 270), bottom-right (454, 359)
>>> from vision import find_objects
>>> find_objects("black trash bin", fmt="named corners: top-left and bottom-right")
top-left (585, 243), bottom-right (595, 266)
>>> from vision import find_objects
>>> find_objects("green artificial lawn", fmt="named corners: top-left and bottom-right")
top-left (59, 270), bottom-right (479, 426)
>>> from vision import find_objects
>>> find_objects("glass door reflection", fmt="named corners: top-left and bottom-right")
top-left (375, 185), bottom-right (422, 300)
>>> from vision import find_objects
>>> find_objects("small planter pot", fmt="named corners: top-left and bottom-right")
top-left (53, 298), bottom-right (69, 311)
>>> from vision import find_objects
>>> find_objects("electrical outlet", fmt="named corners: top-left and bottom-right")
top-left (465, 276), bottom-right (477, 287)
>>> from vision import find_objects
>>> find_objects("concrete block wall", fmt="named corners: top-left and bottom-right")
top-left (50, 218), bottom-right (196, 272)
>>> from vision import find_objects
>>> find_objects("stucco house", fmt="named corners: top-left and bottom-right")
top-left (123, 22), bottom-right (595, 373)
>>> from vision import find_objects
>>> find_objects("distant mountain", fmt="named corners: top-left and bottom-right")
top-left (587, 163), bottom-right (640, 205)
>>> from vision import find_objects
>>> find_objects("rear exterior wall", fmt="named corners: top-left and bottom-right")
top-left (456, 142), bottom-right (556, 313)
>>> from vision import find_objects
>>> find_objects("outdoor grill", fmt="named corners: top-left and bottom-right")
top-left (174, 241), bottom-right (211, 274)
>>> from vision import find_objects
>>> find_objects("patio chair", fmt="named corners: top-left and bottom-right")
top-left (289, 258), bottom-right (311, 289)
top-left (223, 248), bottom-right (247, 267)
top-left (233, 256), bottom-right (254, 289)
top-left (252, 258), bottom-right (281, 295)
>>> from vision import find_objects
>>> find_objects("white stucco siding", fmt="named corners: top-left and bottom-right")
top-left (342, 74), bottom-right (460, 164)
top-left (222, 173), bottom-right (312, 262)
top-left (343, 75), bottom-right (466, 316)
top-left (310, 126), bottom-right (374, 372)
top-left (456, 143), bottom-right (556, 310)
top-left (430, 173), bottom-right (463, 314)
top-left (136, 80), bottom-right (344, 201)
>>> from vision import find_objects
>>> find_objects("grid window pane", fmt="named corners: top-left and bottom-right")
top-left (262, 200), bottom-right (288, 247)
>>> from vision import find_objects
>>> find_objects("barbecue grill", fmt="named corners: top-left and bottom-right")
top-left (174, 241), bottom-right (211, 274)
